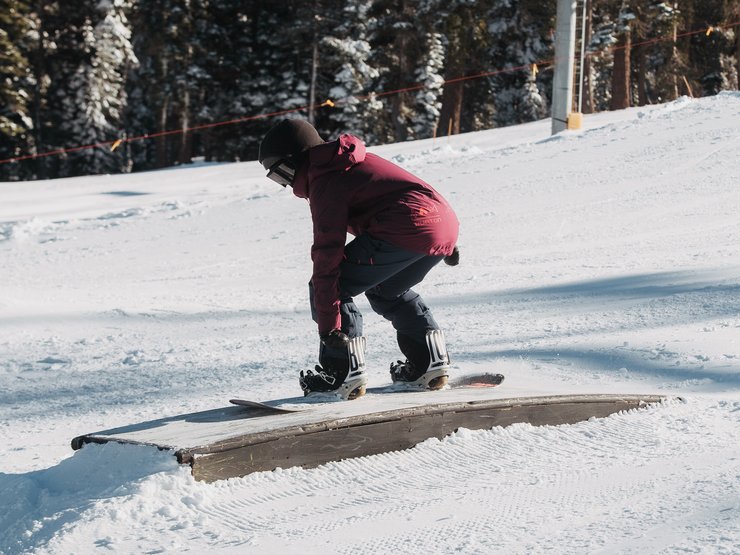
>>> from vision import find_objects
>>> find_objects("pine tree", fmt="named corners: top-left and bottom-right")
top-left (158, 0), bottom-right (207, 166)
top-left (429, 0), bottom-right (496, 136)
top-left (610, 4), bottom-right (635, 110)
top-left (584, 0), bottom-right (737, 110)
top-left (126, 1), bottom-right (164, 169)
top-left (187, 0), bottom-right (251, 163)
top-left (127, 0), bottom-right (209, 170)
top-left (33, 0), bottom-right (91, 178)
top-left (0, 0), bottom-right (34, 180)
top-left (487, 0), bottom-right (553, 127)
top-left (58, 0), bottom-right (137, 175)
top-left (22, 0), bottom-right (136, 178)
top-left (411, 31), bottom-right (446, 138)
top-left (586, 0), bottom-right (618, 112)
top-left (367, 0), bottom-right (427, 142)
top-left (6, 0), bottom-right (738, 180)
top-left (239, 2), bottom-right (309, 159)
top-left (193, 1), bottom-right (317, 163)
top-left (731, 1), bottom-right (740, 89)
top-left (637, 1), bottom-right (685, 104)
top-left (318, 0), bottom-right (383, 139)
top-left (690, 0), bottom-right (735, 95)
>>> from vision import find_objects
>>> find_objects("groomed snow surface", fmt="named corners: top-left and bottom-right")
top-left (1, 93), bottom-right (739, 554)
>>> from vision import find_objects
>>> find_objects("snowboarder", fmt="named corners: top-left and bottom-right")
top-left (258, 119), bottom-right (460, 399)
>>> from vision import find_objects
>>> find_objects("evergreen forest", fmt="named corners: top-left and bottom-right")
top-left (1, 0), bottom-right (738, 181)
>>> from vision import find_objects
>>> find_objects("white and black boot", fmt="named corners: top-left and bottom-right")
top-left (390, 329), bottom-right (450, 390)
top-left (300, 334), bottom-right (368, 400)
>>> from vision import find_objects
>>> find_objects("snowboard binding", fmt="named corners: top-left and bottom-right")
top-left (390, 329), bottom-right (450, 391)
top-left (300, 335), bottom-right (368, 400)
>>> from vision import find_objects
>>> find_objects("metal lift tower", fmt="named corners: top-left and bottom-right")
top-left (552, 0), bottom-right (578, 134)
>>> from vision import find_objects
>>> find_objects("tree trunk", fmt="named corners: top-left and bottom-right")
top-left (669, 21), bottom-right (679, 100)
top-left (438, 27), bottom-right (464, 135)
top-left (308, 1), bottom-right (320, 126)
top-left (156, 92), bottom-right (169, 168)
top-left (178, 87), bottom-right (191, 165)
top-left (610, 27), bottom-right (631, 110)
top-left (636, 40), bottom-right (648, 105)
top-left (31, 4), bottom-right (46, 178)
top-left (736, 25), bottom-right (740, 90)
top-left (582, 0), bottom-right (594, 113)
top-left (438, 81), bottom-right (463, 136)
top-left (391, 29), bottom-right (411, 141)
top-left (308, 40), bottom-right (318, 125)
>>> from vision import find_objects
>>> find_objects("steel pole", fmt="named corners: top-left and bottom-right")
top-left (551, 0), bottom-right (577, 134)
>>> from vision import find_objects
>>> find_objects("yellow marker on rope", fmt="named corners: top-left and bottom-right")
top-left (110, 139), bottom-right (123, 152)
top-left (322, 99), bottom-right (335, 108)
top-left (706, 27), bottom-right (714, 36)
top-left (532, 63), bottom-right (539, 79)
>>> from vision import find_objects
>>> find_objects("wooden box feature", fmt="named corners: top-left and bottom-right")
top-left (72, 392), bottom-right (669, 482)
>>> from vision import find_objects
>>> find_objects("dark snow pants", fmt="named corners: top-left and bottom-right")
top-left (310, 233), bottom-right (443, 344)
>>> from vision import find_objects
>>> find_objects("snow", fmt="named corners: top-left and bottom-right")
top-left (1, 93), bottom-right (740, 553)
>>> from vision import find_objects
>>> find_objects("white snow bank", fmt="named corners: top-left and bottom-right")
top-left (0, 443), bottom-right (183, 554)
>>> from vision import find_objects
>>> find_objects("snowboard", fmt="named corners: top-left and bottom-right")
top-left (230, 372), bottom-right (504, 414)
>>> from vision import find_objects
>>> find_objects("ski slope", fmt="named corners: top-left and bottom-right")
top-left (1, 93), bottom-right (739, 554)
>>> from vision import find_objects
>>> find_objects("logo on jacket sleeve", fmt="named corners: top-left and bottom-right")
top-left (413, 204), bottom-right (441, 226)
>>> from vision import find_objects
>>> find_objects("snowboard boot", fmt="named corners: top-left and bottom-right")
top-left (390, 329), bottom-right (450, 390)
top-left (300, 335), bottom-right (368, 400)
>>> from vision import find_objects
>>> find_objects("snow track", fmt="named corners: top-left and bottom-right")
top-left (13, 398), bottom-right (738, 554)
top-left (1, 94), bottom-right (739, 552)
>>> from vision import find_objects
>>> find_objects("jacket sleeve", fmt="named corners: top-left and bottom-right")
top-left (309, 179), bottom-right (349, 334)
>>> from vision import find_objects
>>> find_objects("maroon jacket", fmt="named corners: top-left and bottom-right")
top-left (292, 134), bottom-right (459, 333)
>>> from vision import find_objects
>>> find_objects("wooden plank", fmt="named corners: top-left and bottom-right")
top-left (70, 405), bottom-right (268, 451)
top-left (75, 387), bottom-right (520, 451)
top-left (184, 394), bottom-right (667, 482)
top-left (71, 393), bottom-right (670, 482)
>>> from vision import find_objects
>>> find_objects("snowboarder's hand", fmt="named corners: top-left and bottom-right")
top-left (444, 246), bottom-right (460, 266)
top-left (320, 329), bottom-right (350, 349)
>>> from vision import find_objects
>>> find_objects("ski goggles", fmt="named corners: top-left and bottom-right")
top-left (265, 158), bottom-right (297, 187)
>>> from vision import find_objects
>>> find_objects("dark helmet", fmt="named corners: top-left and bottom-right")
top-left (258, 119), bottom-right (324, 171)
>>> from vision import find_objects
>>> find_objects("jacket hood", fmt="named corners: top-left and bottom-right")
top-left (292, 134), bottom-right (366, 198)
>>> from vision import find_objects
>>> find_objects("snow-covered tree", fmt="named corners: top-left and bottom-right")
top-left (30, 0), bottom-right (137, 177)
top-left (630, 1), bottom-right (684, 105)
top-left (368, 0), bottom-right (451, 142)
top-left (486, 0), bottom-right (553, 127)
top-left (58, 0), bottom-right (137, 175)
top-left (232, 3), bottom-right (304, 160)
top-left (4, 0), bottom-right (738, 179)
top-left (187, 0), bottom-right (251, 163)
top-left (424, 0), bottom-right (496, 136)
top-left (0, 0), bottom-right (35, 180)
top-left (127, 0), bottom-right (211, 169)
top-left (411, 32), bottom-right (446, 138)
top-left (688, 0), bottom-right (737, 96)
top-left (318, 1), bottom-right (383, 139)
